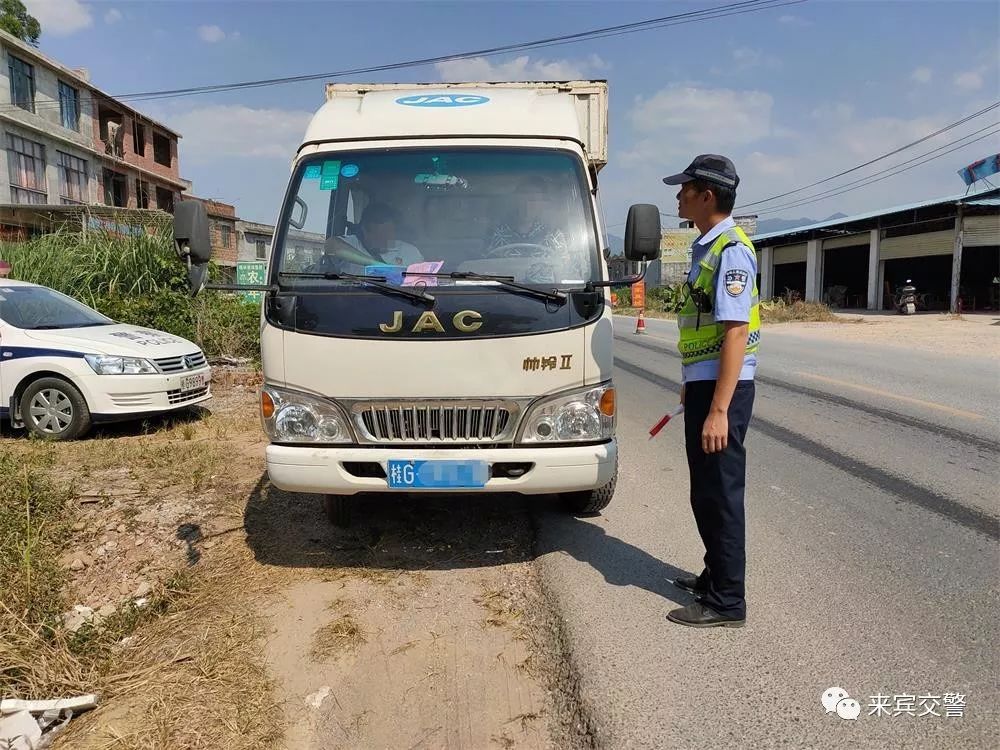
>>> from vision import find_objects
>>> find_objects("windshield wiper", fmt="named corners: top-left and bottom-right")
top-left (402, 271), bottom-right (567, 303)
top-left (279, 271), bottom-right (435, 304)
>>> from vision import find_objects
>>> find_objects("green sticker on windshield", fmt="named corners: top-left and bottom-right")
top-left (320, 160), bottom-right (341, 190)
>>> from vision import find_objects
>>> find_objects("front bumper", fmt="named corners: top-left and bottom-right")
top-left (265, 441), bottom-right (617, 496)
top-left (78, 367), bottom-right (213, 419)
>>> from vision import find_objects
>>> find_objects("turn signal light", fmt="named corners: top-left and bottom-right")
top-left (261, 390), bottom-right (275, 419)
top-left (599, 388), bottom-right (616, 417)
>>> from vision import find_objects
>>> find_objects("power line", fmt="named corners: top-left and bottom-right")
top-left (754, 127), bottom-right (1000, 216)
top-left (736, 100), bottom-right (1000, 209)
top-left (2, 0), bottom-right (804, 114)
top-left (752, 121), bottom-right (1000, 214)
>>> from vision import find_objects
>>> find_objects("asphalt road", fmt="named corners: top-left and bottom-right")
top-left (535, 316), bottom-right (999, 749)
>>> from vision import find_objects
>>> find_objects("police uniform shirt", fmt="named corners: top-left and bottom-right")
top-left (682, 215), bottom-right (758, 384)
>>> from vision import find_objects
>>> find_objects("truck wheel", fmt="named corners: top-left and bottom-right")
top-left (20, 377), bottom-right (91, 441)
top-left (323, 495), bottom-right (351, 527)
top-left (562, 468), bottom-right (618, 515)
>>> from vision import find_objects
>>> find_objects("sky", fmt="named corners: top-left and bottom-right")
top-left (26, 0), bottom-right (1000, 229)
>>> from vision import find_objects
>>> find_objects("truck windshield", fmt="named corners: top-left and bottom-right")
top-left (273, 147), bottom-right (598, 288)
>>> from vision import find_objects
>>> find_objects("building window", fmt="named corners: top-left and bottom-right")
top-left (219, 224), bottom-right (232, 248)
top-left (133, 121), bottom-right (147, 156)
top-left (58, 152), bottom-right (88, 205)
top-left (255, 239), bottom-right (267, 259)
top-left (8, 56), bottom-right (35, 113)
top-left (7, 134), bottom-right (47, 204)
top-left (153, 132), bottom-right (171, 167)
top-left (103, 168), bottom-right (127, 207)
top-left (156, 187), bottom-right (174, 213)
top-left (59, 82), bottom-right (80, 131)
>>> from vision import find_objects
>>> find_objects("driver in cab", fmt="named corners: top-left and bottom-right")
top-left (485, 176), bottom-right (587, 283)
top-left (315, 203), bottom-right (424, 271)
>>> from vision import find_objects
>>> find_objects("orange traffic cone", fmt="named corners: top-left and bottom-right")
top-left (634, 309), bottom-right (647, 334)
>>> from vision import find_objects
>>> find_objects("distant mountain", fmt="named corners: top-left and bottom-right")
top-left (756, 212), bottom-right (848, 235)
top-left (607, 234), bottom-right (625, 254)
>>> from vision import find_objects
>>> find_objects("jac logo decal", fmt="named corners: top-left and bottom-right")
top-left (395, 95), bottom-right (490, 108)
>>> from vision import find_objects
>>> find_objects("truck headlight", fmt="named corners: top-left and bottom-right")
top-left (85, 355), bottom-right (156, 375)
top-left (518, 384), bottom-right (615, 443)
top-left (260, 385), bottom-right (353, 444)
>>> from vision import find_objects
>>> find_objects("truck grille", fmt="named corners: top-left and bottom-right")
top-left (154, 351), bottom-right (207, 373)
top-left (350, 400), bottom-right (521, 444)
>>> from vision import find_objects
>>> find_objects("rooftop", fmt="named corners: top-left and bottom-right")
top-left (751, 185), bottom-right (1000, 244)
top-left (0, 29), bottom-right (181, 138)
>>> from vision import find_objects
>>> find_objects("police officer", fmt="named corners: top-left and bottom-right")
top-left (661, 154), bottom-right (759, 629)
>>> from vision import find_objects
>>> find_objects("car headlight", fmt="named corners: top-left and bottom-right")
top-left (518, 383), bottom-right (615, 443)
top-left (85, 355), bottom-right (156, 375)
top-left (260, 385), bottom-right (353, 444)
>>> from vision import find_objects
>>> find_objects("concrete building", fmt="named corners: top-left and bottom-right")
top-left (0, 29), bottom-right (189, 221)
top-left (237, 219), bottom-right (274, 263)
top-left (752, 187), bottom-right (1000, 312)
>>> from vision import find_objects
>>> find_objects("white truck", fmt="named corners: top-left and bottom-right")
top-left (173, 80), bottom-right (662, 524)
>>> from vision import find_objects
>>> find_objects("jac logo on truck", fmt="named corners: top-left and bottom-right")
top-left (395, 95), bottom-right (490, 108)
top-left (378, 310), bottom-right (483, 334)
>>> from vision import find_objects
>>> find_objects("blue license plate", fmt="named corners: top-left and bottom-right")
top-left (386, 460), bottom-right (489, 489)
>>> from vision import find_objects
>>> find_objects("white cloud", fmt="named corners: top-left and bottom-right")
top-left (23, 0), bottom-right (93, 36)
top-left (954, 69), bottom-right (984, 90)
top-left (198, 25), bottom-right (230, 43)
top-left (911, 66), bottom-right (932, 84)
top-left (104, 8), bottom-right (122, 24)
top-left (729, 47), bottom-right (781, 72)
top-left (622, 86), bottom-right (775, 169)
top-left (435, 54), bottom-right (608, 82)
top-left (160, 105), bottom-right (313, 161)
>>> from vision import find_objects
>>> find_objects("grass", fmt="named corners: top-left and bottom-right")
top-left (1, 384), bottom-right (282, 749)
top-left (310, 614), bottom-right (366, 660)
top-left (614, 299), bottom-right (839, 324)
top-left (0, 224), bottom-right (262, 362)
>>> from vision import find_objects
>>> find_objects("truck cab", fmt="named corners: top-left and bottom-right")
top-left (174, 81), bottom-right (661, 524)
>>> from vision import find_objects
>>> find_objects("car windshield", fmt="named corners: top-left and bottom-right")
top-left (274, 147), bottom-right (598, 288)
top-left (0, 286), bottom-right (113, 330)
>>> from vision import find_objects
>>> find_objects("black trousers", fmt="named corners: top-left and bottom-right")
top-left (683, 379), bottom-right (755, 619)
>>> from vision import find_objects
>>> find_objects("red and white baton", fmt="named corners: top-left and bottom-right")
top-left (649, 404), bottom-right (684, 439)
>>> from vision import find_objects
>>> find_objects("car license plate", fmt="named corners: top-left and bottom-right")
top-left (386, 460), bottom-right (489, 489)
top-left (180, 373), bottom-right (208, 392)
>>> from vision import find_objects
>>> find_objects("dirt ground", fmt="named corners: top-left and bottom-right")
top-left (766, 311), bottom-right (1000, 359)
top-left (8, 372), bottom-right (587, 750)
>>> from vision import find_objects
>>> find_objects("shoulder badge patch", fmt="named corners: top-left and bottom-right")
top-left (724, 269), bottom-right (750, 297)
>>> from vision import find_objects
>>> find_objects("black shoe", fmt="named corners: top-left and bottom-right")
top-left (666, 602), bottom-right (745, 628)
top-left (671, 575), bottom-right (708, 596)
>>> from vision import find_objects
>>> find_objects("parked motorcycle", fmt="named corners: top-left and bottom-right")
top-left (895, 279), bottom-right (917, 315)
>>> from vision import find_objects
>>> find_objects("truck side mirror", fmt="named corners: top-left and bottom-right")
top-left (624, 204), bottom-right (662, 262)
top-left (173, 200), bottom-right (212, 296)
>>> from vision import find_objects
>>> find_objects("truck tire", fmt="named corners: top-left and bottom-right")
top-left (20, 377), bottom-right (92, 441)
top-left (323, 495), bottom-right (351, 527)
top-left (562, 465), bottom-right (618, 515)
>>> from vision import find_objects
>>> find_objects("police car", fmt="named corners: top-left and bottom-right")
top-left (0, 279), bottom-right (211, 440)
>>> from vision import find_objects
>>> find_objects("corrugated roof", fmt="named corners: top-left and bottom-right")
top-left (751, 186), bottom-right (1000, 243)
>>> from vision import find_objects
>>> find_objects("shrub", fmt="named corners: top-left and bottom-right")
top-left (1, 226), bottom-right (260, 361)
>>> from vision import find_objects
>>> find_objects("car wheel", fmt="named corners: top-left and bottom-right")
top-left (20, 377), bottom-right (92, 441)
